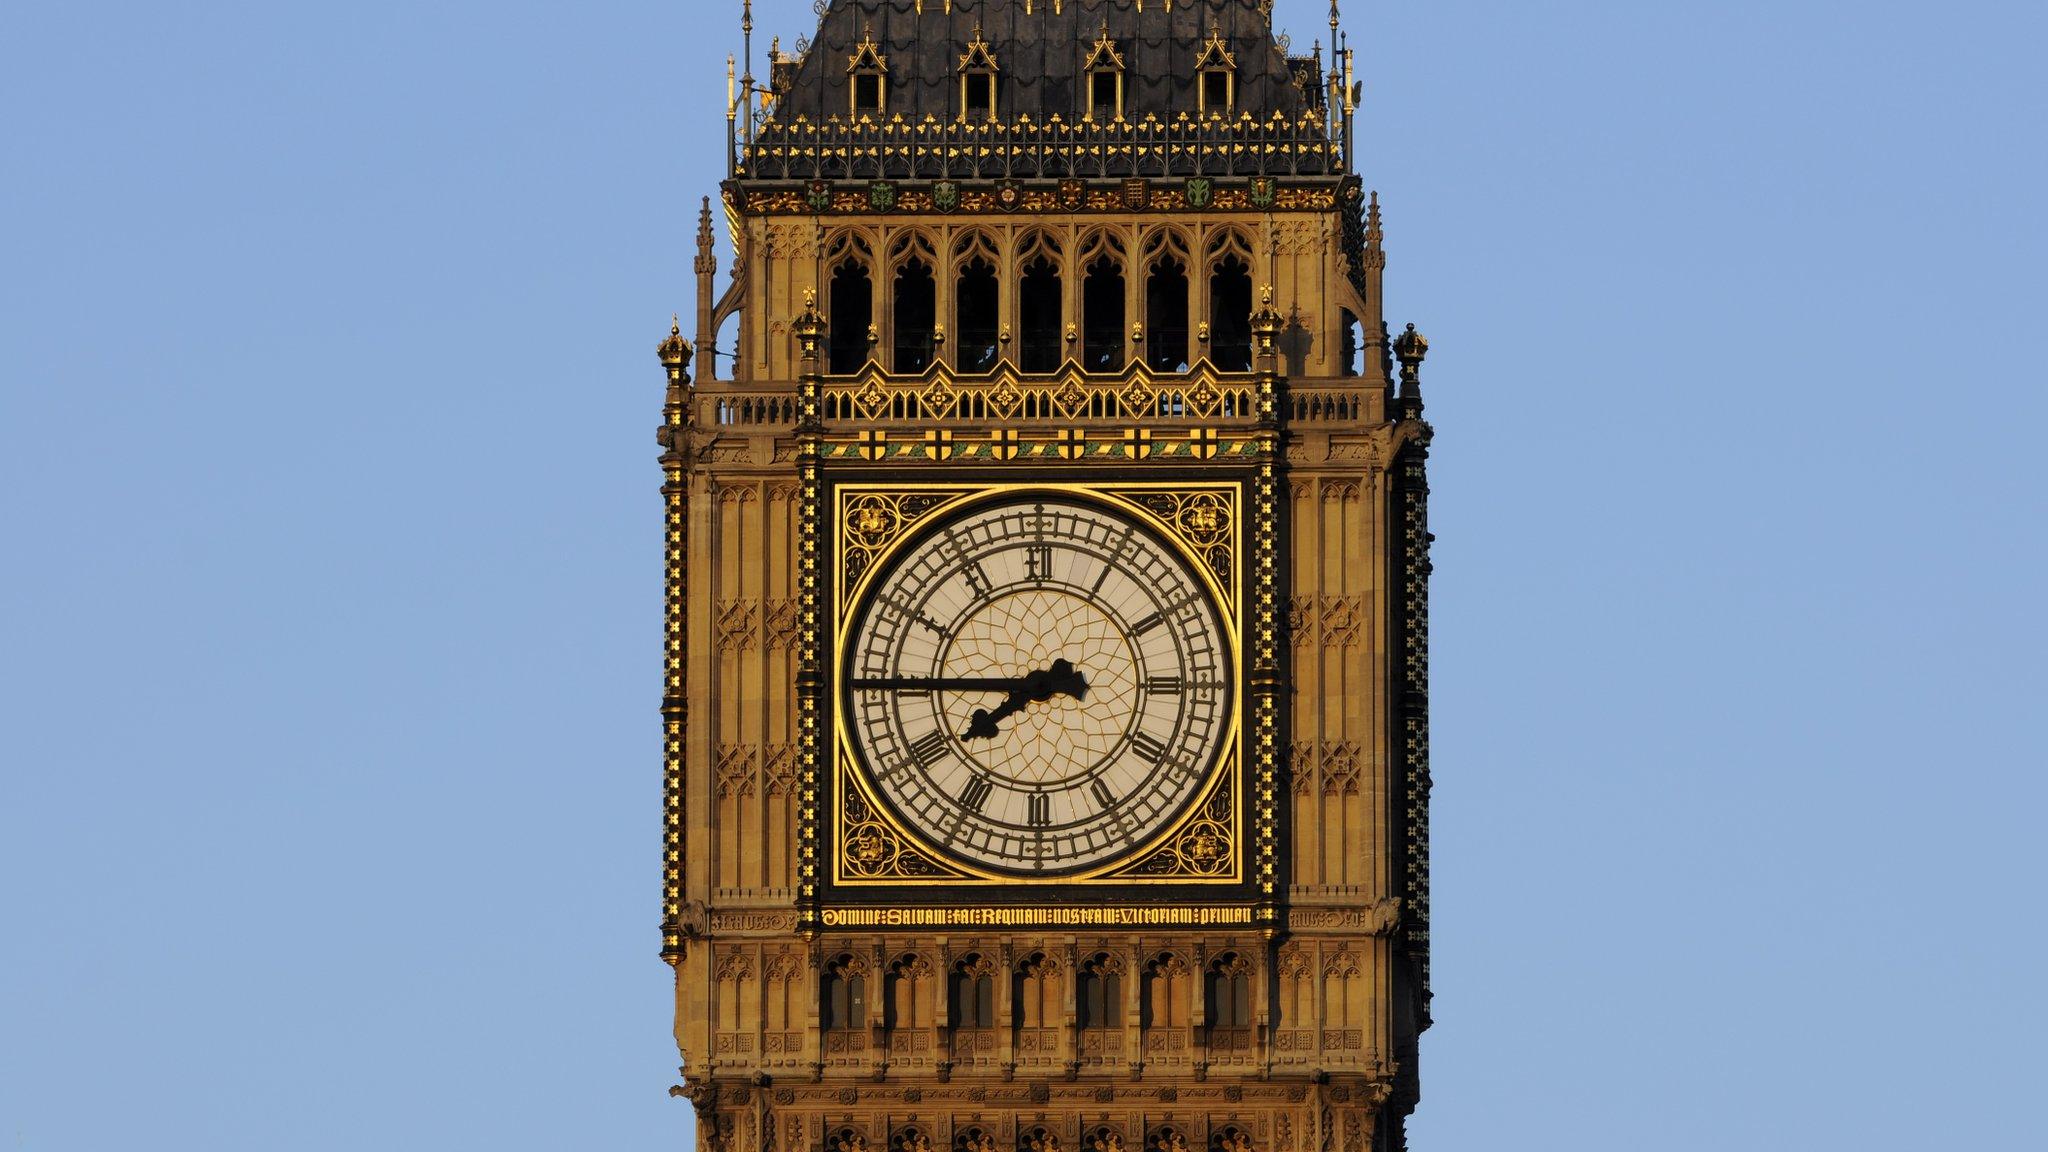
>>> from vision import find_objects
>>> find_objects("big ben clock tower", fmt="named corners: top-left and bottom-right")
top-left (659, 2), bottom-right (1434, 1150)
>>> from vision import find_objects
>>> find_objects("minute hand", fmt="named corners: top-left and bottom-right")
top-left (845, 677), bottom-right (1030, 692)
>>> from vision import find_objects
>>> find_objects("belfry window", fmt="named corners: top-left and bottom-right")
top-left (892, 257), bottom-right (936, 374)
top-left (1082, 255), bottom-right (1126, 373)
top-left (1209, 254), bottom-right (1253, 372)
top-left (1018, 250), bottom-right (1064, 373)
top-left (956, 255), bottom-right (1000, 372)
top-left (1145, 248), bottom-right (1191, 372)
top-left (828, 260), bottom-right (873, 374)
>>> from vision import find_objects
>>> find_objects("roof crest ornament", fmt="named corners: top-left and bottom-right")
top-left (959, 24), bottom-right (999, 73)
top-left (849, 21), bottom-right (888, 74)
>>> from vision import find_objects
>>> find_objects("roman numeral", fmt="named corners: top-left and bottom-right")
top-left (1130, 612), bottom-right (1165, 636)
top-left (1027, 793), bottom-right (1051, 826)
top-left (1089, 779), bottom-right (1118, 811)
top-left (1146, 676), bottom-right (1184, 695)
top-left (910, 731), bottom-right (951, 768)
top-left (959, 776), bottom-right (994, 813)
top-left (1026, 544), bottom-right (1054, 582)
top-left (1130, 732), bottom-right (1168, 763)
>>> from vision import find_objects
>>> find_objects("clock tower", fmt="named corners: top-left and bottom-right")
top-left (659, 2), bottom-right (1434, 1151)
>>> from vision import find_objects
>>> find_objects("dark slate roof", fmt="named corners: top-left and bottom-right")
top-left (764, 0), bottom-right (1323, 126)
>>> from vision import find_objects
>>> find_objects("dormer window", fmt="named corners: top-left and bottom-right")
top-left (1083, 27), bottom-right (1126, 122)
top-left (848, 23), bottom-right (888, 118)
top-left (958, 28), bottom-right (1000, 121)
top-left (1195, 23), bottom-right (1237, 115)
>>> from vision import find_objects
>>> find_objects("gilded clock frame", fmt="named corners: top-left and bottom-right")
top-left (811, 473), bottom-right (1270, 918)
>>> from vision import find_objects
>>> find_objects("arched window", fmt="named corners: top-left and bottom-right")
top-left (1018, 237), bottom-right (1064, 373)
top-left (884, 953), bottom-right (929, 1031)
top-left (1078, 953), bottom-right (1122, 1029)
top-left (956, 250), bottom-right (1000, 372)
top-left (1140, 952), bottom-right (1188, 1030)
top-left (823, 954), bottom-right (867, 1030)
top-left (1082, 253), bottom-right (1126, 372)
top-left (1143, 233), bottom-right (1191, 371)
top-left (1012, 951), bottom-right (1056, 1028)
top-left (829, 260), bottom-right (873, 375)
top-left (893, 256), bottom-right (936, 373)
top-left (1340, 308), bottom-right (1362, 377)
top-left (949, 953), bottom-right (997, 1028)
top-left (1205, 953), bottom-right (1251, 1027)
top-left (1209, 254), bottom-right (1253, 372)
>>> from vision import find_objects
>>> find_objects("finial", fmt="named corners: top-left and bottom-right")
top-left (1331, 0), bottom-right (1342, 36)
top-left (1393, 323), bottom-right (1429, 416)
top-left (1250, 287), bottom-right (1284, 356)
top-left (1366, 189), bottom-right (1382, 245)
top-left (658, 314), bottom-right (694, 374)
top-left (793, 290), bottom-right (825, 363)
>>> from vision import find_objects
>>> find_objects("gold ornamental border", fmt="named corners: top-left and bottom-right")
top-left (827, 480), bottom-right (1245, 888)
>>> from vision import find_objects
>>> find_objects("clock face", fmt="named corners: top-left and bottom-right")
top-left (841, 493), bottom-right (1233, 876)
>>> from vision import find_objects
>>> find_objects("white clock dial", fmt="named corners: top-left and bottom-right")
top-left (842, 494), bottom-right (1232, 875)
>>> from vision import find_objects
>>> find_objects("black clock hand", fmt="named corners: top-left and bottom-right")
top-left (846, 676), bottom-right (1040, 692)
top-left (963, 659), bottom-right (1089, 740)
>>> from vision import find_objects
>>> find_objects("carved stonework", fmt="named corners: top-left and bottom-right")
top-left (716, 744), bottom-right (757, 799)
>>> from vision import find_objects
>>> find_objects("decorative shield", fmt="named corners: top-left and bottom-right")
top-left (1249, 176), bottom-right (1278, 209)
top-left (868, 181), bottom-right (898, 211)
top-left (1121, 178), bottom-right (1149, 209)
top-left (995, 180), bottom-right (1023, 211)
top-left (807, 180), bottom-right (832, 212)
top-left (932, 181), bottom-right (960, 213)
top-left (1186, 177), bottom-right (1214, 209)
top-left (1057, 178), bottom-right (1086, 210)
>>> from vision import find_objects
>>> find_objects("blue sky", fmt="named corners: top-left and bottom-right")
top-left (2, 1), bottom-right (2043, 1148)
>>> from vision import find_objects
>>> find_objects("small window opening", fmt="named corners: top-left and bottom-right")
top-left (1019, 257), bottom-right (1063, 373)
top-left (1145, 258), bottom-right (1190, 372)
top-left (1210, 256), bottom-right (1253, 372)
top-left (957, 257), bottom-right (1000, 372)
top-left (1341, 308), bottom-right (1362, 377)
top-left (965, 72), bottom-right (994, 120)
top-left (1091, 71), bottom-right (1121, 120)
top-left (1082, 256), bottom-right (1125, 372)
top-left (1202, 70), bottom-right (1232, 114)
top-left (892, 257), bottom-right (935, 374)
top-left (854, 73), bottom-right (883, 116)
top-left (828, 262), bottom-right (872, 375)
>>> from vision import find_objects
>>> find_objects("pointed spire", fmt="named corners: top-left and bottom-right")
top-left (695, 196), bottom-right (717, 277)
top-left (1366, 189), bottom-right (1383, 248)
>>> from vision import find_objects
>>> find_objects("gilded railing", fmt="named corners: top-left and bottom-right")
top-left (694, 378), bottom-right (1381, 429)
top-left (741, 111), bottom-right (1344, 181)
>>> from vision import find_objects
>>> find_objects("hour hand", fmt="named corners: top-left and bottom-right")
top-left (963, 659), bottom-right (1089, 740)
